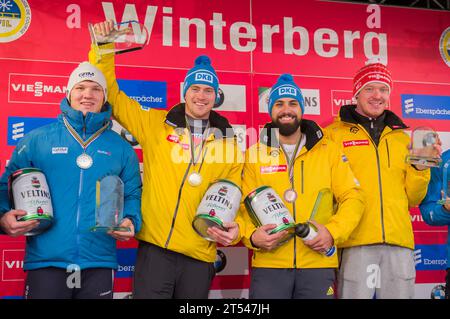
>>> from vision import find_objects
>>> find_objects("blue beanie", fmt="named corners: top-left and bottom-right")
top-left (268, 74), bottom-right (304, 117)
top-left (182, 55), bottom-right (219, 97)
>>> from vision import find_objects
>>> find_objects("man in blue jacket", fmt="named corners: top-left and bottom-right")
top-left (419, 149), bottom-right (450, 299)
top-left (0, 62), bottom-right (142, 299)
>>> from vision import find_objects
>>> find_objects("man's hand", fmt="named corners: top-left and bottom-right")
top-left (0, 210), bottom-right (39, 237)
top-left (93, 20), bottom-right (115, 37)
top-left (109, 218), bottom-right (134, 241)
top-left (302, 221), bottom-right (334, 254)
top-left (411, 137), bottom-right (442, 171)
top-left (207, 222), bottom-right (239, 246)
top-left (250, 224), bottom-right (288, 251)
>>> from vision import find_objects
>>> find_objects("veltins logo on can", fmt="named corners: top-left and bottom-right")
top-left (439, 27), bottom-right (450, 67)
top-left (194, 72), bottom-right (213, 83)
top-left (31, 176), bottom-right (40, 188)
top-left (0, 0), bottom-right (31, 43)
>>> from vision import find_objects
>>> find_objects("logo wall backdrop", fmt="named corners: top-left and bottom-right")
top-left (0, 0), bottom-right (449, 299)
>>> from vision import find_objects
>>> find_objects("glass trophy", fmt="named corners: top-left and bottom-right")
top-left (308, 188), bottom-right (335, 224)
top-left (88, 20), bottom-right (150, 61)
top-left (438, 159), bottom-right (450, 205)
top-left (406, 126), bottom-right (441, 167)
top-left (90, 175), bottom-right (130, 232)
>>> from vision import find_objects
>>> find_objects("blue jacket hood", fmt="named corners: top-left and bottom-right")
top-left (58, 98), bottom-right (112, 135)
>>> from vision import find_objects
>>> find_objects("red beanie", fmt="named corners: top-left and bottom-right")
top-left (353, 60), bottom-right (392, 97)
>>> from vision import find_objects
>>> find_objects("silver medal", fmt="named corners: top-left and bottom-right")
top-left (188, 172), bottom-right (202, 187)
top-left (76, 153), bottom-right (93, 169)
top-left (283, 189), bottom-right (297, 203)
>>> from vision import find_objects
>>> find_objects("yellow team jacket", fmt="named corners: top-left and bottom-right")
top-left (325, 105), bottom-right (431, 249)
top-left (237, 120), bottom-right (365, 269)
top-left (89, 48), bottom-right (243, 263)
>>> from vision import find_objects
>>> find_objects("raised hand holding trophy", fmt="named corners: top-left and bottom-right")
top-left (406, 126), bottom-right (441, 167)
top-left (88, 20), bottom-right (150, 62)
top-left (438, 159), bottom-right (450, 206)
top-left (90, 175), bottom-right (130, 232)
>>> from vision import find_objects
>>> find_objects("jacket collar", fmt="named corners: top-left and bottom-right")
top-left (58, 98), bottom-right (112, 134)
top-left (339, 104), bottom-right (408, 130)
top-left (260, 119), bottom-right (324, 151)
top-left (164, 103), bottom-right (235, 138)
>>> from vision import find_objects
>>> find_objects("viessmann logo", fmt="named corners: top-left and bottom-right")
top-left (9, 73), bottom-right (68, 104)
top-left (2, 249), bottom-right (25, 281)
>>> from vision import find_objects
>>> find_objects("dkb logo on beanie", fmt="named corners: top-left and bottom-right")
top-left (268, 74), bottom-right (304, 116)
top-left (194, 72), bottom-right (213, 83)
top-left (183, 55), bottom-right (219, 97)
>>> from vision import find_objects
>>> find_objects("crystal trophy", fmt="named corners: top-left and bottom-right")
top-left (308, 188), bottom-right (335, 223)
top-left (90, 175), bottom-right (130, 232)
top-left (88, 20), bottom-right (149, 61)
top-left (438, 159), bottom-right (450, 205)
top-left (406, 127), bottom-right (441, 167)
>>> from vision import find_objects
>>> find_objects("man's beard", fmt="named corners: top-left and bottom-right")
top-left (273, 116), bottom-right (301, 136)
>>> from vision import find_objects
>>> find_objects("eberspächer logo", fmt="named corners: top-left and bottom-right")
top-left (0, 0), bottom-right (31, 43)
top-left (401, 94), bottom-right (450, 120)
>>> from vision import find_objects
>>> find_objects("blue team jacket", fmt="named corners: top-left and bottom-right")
top-left (0, 99), bottom-right (142, 270)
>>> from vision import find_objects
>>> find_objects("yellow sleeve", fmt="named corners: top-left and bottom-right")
top-left (324, 142), bottom-right (365, 245)
top-left (405, 165), bottom-right (431, 207)
top-left (88, 45), bottom-right (159, 144)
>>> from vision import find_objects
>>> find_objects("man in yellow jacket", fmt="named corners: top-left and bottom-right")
top-left (238, 74), bottom-right (365, 299)
top-left (325, 60), bottom-right (432, 299)
top-left (89, 21), bottom-right (243, 299)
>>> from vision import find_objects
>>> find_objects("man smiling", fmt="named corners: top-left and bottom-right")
top-left (89, 21), bottom-right (243, 299)
top-left (237, 74), bottom-right (364, 299)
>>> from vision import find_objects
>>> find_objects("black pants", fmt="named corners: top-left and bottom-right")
top-left (133, 241), bottom-right (215, 299)
top-left (24, 267), bottom-right (114, 299)
top-left (446, 268), bottom-right (450, 299)
top-left (250, 267), bottom-right (336, 299)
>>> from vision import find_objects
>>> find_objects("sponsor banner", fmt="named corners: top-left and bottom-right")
top-left (210, 275), bottom-right (251, 290)
top-left (410, 207), bottom-right (448, 232)
top-left (208, 288), bottom-right (249, 299)
top-left (415, 270), bottom-right (448, 285)
top-left (401, 94), bottom-right (450, 120)
top-left (414, 244), bottom-right (447, 271)
top-left (7, 116), bottom-right (56, 145)
top-left (117, 79), bottom-right (166, 110)
top-left (414, 282), bottom-right (447, 299)
top-left (258, 87), bottom-right (320, 115)
top-left (214, 247), bottom-right (249, 276)
top-left (115, 248), bottom-right (137, 279)
top-left (1, 249), bottom-right (25, 282)
top-left (331, 90), bottom-right (354, 116)
top-left (8, 73), bottom-right (67, 104)
top-left (113, 277), bottom-right (133, 293)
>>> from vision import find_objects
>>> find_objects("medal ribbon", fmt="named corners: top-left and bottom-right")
top-left (186, 117), bottom-right (210, 173)
top-left (63, 116), bottom-right (109, 152)
top-left (280, 135), bottom-right (303, 185)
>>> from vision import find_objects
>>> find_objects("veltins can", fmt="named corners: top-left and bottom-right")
top-left (192, 179), bottom-right (242, 241)
top-left (8, 168), bottom-right (53, 236)
top-left (244, 186), bottom-right (295, 244)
